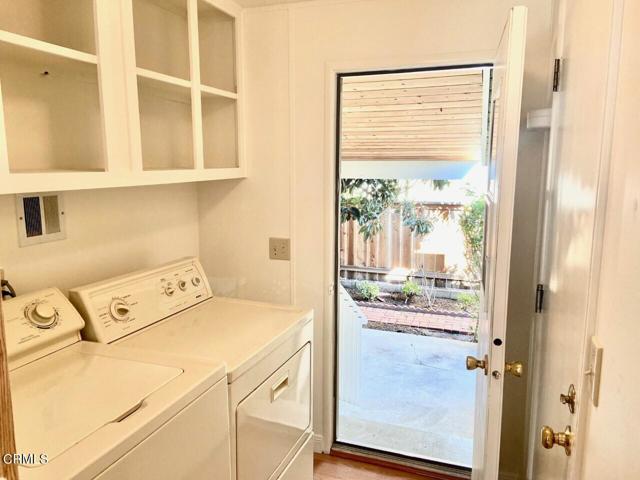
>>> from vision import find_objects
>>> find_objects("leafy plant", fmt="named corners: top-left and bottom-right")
top-left (459, 197), bottom-right (485, 279)
top-left (341, 179), bottom-right (400, 239)
top-left (400, 201), bottom-right (434, 236)
top-left (458, 292), bottom-right (480, 313)
top-left (356, 281), bottom-right (380, 301)
top-left (401, 280), bottom-right (422, 302)
top-left (340, 179), bottom-right (449, 240)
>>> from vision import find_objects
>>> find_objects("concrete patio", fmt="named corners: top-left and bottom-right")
top-left (337, 328), bottom-right (477, 467)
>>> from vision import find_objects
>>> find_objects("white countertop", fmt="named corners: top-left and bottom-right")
top-left (118, 297), bottom-right (313, 382)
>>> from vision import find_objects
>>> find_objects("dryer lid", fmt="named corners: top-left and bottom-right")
top-left (11, 347), bottom-right (182, 465)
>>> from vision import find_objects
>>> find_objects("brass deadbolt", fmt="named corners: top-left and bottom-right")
top-left (466, 355), bottom-right (488, 375)
top-left (541, 425), bottom-right (574, 456)
top-left (505, 360), bottom-right (524, 377)
top-left (560, 384), bottom-right (576, 414)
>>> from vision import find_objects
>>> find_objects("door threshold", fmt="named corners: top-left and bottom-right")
top-left (330, 443), bottom-right (470, 480)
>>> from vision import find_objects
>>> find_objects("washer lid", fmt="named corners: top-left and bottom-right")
top-left (11, 348), bottom-right (182, 465)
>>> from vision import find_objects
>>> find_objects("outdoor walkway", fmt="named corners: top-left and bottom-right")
top-left (337, 328), bottom-right (476, 467)
top-left (360, 305), bottom-right (476, 334)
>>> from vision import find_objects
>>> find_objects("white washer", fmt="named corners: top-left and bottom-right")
top-left (70, 257), bottom-right (314, 480)
top-left (3, 287), bottom-right (231, 480)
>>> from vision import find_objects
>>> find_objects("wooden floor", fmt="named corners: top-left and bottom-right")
top-left (313, 454), bottom-right (456, 480)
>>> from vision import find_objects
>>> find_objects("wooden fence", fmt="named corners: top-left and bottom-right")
top-left (340, 207), bottom-right (449, 281)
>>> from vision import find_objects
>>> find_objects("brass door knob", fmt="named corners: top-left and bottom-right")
top-left (505, 360), bottom-right (524, 377)
top-left (541, 425), bottom-right (574, 456)
top-left (560, 384), bottom-right (576, 414)
top-left (466, 355), bottom-right (488, 375)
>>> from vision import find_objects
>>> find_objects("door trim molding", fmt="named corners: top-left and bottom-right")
top-left (321, 50), bottom-right (496, 456)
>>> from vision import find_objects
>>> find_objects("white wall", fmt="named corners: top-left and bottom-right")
top-left (0, 184), bottom-right (199, 295)
top-left (198, 0), bottom-right (554, 477)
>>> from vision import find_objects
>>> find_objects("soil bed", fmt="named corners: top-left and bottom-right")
top-left (364, 321), bottom-right (476, 343)
top-left (345, 286), bottom-right (477, 317)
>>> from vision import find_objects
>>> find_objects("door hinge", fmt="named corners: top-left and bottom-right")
top-left (552, 58), bottom-right (561, 92)
top-left (535, 283), bottom-right (545, 313)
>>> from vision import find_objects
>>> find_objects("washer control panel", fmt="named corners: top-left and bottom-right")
top-left (69, 257), bottom-right (212, 344)
top-left (2, 288), bottom-right (85, 369)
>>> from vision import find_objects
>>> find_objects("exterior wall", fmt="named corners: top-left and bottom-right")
top-left (0, 184), bottom-right (199, 295)
top-left (197, 1), bottom-right (555, 476)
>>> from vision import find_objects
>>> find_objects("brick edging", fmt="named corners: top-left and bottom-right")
top-left (354, 300), bottom-right (473, 318)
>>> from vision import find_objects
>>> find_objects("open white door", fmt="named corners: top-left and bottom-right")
top-left (469, 6), bottom-right (527, 480)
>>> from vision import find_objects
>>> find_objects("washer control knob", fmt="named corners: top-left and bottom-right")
top-left (27, 302), bottom-right (58, 328)
top-left (178, 280), bottom-right (187, 291)
top-left (191, 276), bottom-right (202, 287)
top-left (165, 284), bottom-right (176, 296)
top-left (110, 299), bottom-right (130, 321)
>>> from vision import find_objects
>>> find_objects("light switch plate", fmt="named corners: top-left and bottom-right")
top-left (588, 336), bottom-right (603, 406)
top-left (269, 237), bottom-right (290, 260)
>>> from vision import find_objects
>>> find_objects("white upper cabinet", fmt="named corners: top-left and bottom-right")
top-left (0, 0), bottom-right (244, 194)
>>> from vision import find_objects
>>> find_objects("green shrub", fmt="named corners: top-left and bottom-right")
top-left (401, 280), bottom-right (422, 301)
top-left (356, 281), bottom-right (380, 301)
top-left (458, 292), bottom-right (480, 312)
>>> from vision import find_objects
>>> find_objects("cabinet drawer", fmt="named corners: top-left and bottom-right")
top-left (236, 343), bottom-right (311, 480)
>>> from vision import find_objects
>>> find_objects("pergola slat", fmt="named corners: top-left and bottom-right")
top-left (340, 68), bottom-right (488, 163)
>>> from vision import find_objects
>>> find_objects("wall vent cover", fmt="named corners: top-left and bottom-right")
top-left (16, 193), bottom-right (66, 247)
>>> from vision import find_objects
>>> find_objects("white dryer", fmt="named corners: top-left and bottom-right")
top-left (70, 257), bottom-right (314, 480)
top-left (3, 288), bottom-right (231, 480)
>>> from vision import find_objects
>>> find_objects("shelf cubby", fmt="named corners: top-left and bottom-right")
top-left (132, 0), bottom-right (190, 81)
top-left (137, 75), bottom-right (194, 171)
top-left (0, 0), bottom-right (96, 54)
top-left (198, 0), bottom-right (236, 93)
top-left (0, 41), bottom-right (104, 173)
top-left (201, 92), bottom-right (238, 169)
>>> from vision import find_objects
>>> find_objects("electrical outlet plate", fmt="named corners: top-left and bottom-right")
top-left (588, 336), bottom-right (603, 406)
top-left (269, 237), bottom-right (290, 261)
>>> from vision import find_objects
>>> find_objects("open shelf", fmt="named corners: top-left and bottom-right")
top-left (137, 75), bottom-right (194, 171)
top-left (133, 0), bottom-right (190, 81)
top-left (0, 0), bottom-right (96, 54)
top-left (137, 67), bottom-right (191, 90)
top-left (200, 83), bottom-right (237, 99)
top-left (0, 42), bottom-right (105, 173)
top-left (0, 30), bottom-right (97, 66)
top-left (198, 0), bottom-right (236, 93)
top-left (202, 92), bottom-right (238, 169)
top-left (0, 0), bottom-right (244, 193)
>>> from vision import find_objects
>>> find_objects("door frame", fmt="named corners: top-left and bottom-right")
top-left (320, 52), bottom-right (496, 458)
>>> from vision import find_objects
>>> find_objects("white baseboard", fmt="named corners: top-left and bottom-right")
top-left (313, 434), bottom-right (326, 453)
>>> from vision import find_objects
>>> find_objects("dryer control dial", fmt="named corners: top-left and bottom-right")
top-left (26, 302), bottom-right (58, 329)
top-left (109, 299), bottom-right (131, 321)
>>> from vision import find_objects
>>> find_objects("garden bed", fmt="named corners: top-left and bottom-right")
top-left (344, 286), bottom-right (478, 318)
